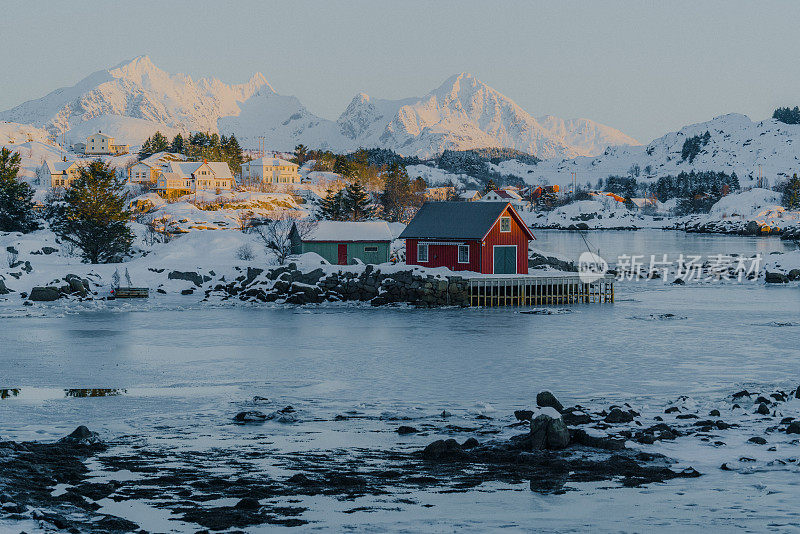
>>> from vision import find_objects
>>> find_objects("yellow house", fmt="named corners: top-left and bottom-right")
top-left (128, 152), bottom-right (185, 184)
top-left (424, 186), bottom-right (455, 201)
top-left (85, 131), bottom-right (129, 155)
top-left (41, 160), bottom-right (84, 188)
top-left (240, 157), bottom-right (301, 186)
top-left (154, 161), bottom-right (234, 197)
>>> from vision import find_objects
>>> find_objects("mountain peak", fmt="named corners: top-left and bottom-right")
top-left (108, 55), bottom-right (166, 83)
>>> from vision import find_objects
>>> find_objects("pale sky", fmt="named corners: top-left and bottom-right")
top-left (1, 0), bottom-right (799, 142)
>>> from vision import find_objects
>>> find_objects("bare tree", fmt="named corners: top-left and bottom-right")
top-left (253, 213), bottom-right (317, 265)
top-left (233, 209), bottom-right (255, 233)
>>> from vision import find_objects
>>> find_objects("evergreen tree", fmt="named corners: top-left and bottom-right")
top-left (222, 134), bottom-right (244, 174)
top-left (343, 181), bottom-right (375, 221)
top-left (50, 160), bottom-right (133, 264)
top-left (318, 189), bottom-right (345, 220)
top-left (139, 136), bottom-right (154, 160)
top-left (333, 155), bottom-right (354, 179)
top-left (0, 148), bottom-right (38, 233)
top-left (293, 144), bottom-right (308, 166)
top-left (170, 133), bottom-right (185, 153)
top-left (151, 131), bottom-right (169, 153)
top-left (773, 106), bottom-right (800, 125)
top-left (379, 162), bottom-right (420, 222)
top-left (783, 173), bottom-right (800, 210)
top-left (483, 179), bottom-right (497, 194)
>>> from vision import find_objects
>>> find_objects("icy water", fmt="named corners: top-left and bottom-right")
top-left (534, 228), bottom-right (797, 263)
top-left (1, 232), bottom-right (800, 532)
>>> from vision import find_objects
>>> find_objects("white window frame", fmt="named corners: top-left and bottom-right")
top-left (492, 244), bottom-right (518, 274)
top-left (457, 244), bottom-right (470, 263)
top-left (364, 246), bottom-right (378, 252)
top-left (500, 216), bottom-right (511, 232)
top-left (417, 243), bottom-right (429, 263)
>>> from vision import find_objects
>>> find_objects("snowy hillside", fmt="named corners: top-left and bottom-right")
top-left (1, 57), bottom-right (638, 159)
top-left (495, 114), bottom-right (800, 189)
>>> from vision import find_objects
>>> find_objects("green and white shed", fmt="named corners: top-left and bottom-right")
top-left (291, 221), bottom-right (394, 265)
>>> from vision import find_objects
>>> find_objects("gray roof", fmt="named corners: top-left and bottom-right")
top-left (399, 202), bottom-right (521, 240)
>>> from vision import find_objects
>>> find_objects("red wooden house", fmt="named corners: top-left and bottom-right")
top-left (399, 202), bottom-right (535, 274)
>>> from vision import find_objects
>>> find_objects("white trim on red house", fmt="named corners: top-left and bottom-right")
top-left (458, 244), bottom-right (470, 263)
top-left (417, 243), bottom-right (429, 262)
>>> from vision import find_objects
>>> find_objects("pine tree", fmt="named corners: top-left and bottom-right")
top-left (223, 134), bottom-right (244, 174)
top-left (139, 136), bottom-right (154, 160)
top-left (318, 189), bottom-right (345, 220)
top-left (783, 174), bottom-right (800, 210)
top-left (483, 179), bottom-right (497, 194)
top-left (151, 131), bottom-right (169, 153)
top-left (170, 133), bottom-right (185, 153)
top-left (0, 148), bottom-right (39, 233)
top-left (380, 162), bottom-right (420, 222)
top-left (333, 155), bottom-right (353, 179)
top-left (294, 144), bottom-right (308, 166)
top-left (50, 160), bottom-right (133, 264)
top-left (343, 182), bottom-right (374, 221)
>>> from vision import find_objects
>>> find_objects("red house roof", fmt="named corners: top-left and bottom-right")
top-left (399, 202), bottom-right (534, 241)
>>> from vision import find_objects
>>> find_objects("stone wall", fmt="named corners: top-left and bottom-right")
top-left (205, 264), bottom-right (471, 307)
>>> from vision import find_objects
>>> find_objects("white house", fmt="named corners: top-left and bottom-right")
top-left (154, 161), bottom-right (234, 197)
top-left (480, 189), bottom-right (527, 211)
top-left (84, 131), bottom-right (129, 155)
top-left (459, 189), bottom-right (481, 202)
top-left (240, 157), bottom-right (301, 186)
top-left (40, 160), bottom-right (85, 188)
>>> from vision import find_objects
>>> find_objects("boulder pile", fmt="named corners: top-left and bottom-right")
top-left (207, 264), bottom-right (471, 307)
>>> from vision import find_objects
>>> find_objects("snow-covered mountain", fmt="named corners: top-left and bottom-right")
top-left (0, 56), bottom-right (269, 146)
top-left (492, 113), bottom-right (800, 188)
top-left (333, 73), bottom-right (639, 159)
top-left (0, 57), bottom-right (638, 158)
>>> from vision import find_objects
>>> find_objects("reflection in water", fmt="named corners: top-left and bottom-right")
top-left (0, 389), bottom-right (20, 399)
top-left (64, 388), bottom-right (126, 398)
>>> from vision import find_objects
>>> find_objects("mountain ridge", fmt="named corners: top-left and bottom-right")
top-left (0, 56), bottom-right (639, 159)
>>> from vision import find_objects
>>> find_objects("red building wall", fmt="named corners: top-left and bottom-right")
top-left (481, 206), bottom-right (530, 274)
top-left (405, 239), bottom-right (482, 272)
top-left (404, 206), bottom-right (531, 274)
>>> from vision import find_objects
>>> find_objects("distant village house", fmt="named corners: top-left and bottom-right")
top-left (241, 157), bottom-right (301, 186)
top-left (481, 189), bottom-right (527, 211)
top-left (424, 186), bottom-right (455, 201)
top-left (83, 131), bottom-right (129, 155)
top-left (40, 160), bottom-right (84, 188)
top-left (154, 161), bottom-right (233, 198)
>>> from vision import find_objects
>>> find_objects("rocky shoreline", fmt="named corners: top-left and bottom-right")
top-left (4, 386), bottom-right (800, 532)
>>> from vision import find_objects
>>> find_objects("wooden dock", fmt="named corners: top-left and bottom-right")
top-left (114, 287), bottom-right (150, 298)
top-left (465, 274), bottom-right (614, 307)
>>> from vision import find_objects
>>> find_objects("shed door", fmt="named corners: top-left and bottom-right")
top-left (337, 244), bottom-right (348, 265)
top-left (493, 245), bottom-right (517, 274)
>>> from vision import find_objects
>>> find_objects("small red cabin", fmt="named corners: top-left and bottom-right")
top-left (399, 202), bottom-right (535, 274)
